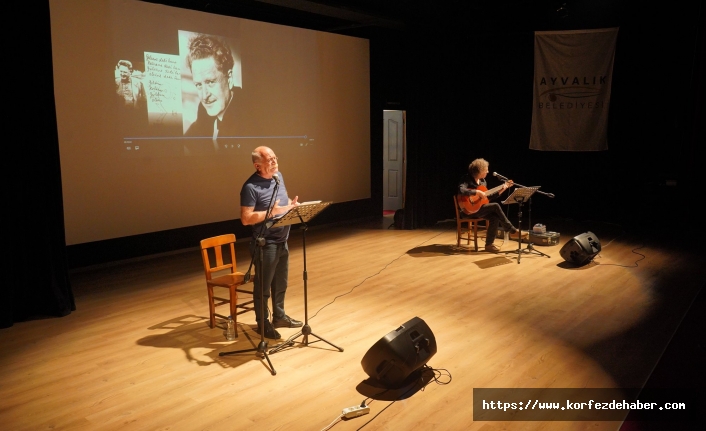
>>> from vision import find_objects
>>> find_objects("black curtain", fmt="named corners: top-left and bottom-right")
top-left (401, 2), bottom-right (704, 230)
top-left (2, 1), bottom-right (74, 328)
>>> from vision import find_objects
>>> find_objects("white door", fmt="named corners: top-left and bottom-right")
top-left (383, 110), bottom-right (405, 211)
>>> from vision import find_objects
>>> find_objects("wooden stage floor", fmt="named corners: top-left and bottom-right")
top-left (1, 217), bottom-right (704, 430)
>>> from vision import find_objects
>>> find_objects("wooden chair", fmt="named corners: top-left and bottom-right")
top-left (200, 234), bottom-right (254, 330)
top-left (453, 195), bottom-right (489, 251)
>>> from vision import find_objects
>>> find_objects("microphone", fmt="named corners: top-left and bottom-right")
top-left (493, 172), bottom-right (509, 181)
top-left (273, 173), bottom-right (280, 185)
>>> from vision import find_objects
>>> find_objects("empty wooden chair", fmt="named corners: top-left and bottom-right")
top-left (200, 234), bottom-right (254, 330)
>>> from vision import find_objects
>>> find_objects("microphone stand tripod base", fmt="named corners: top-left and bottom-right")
top-left (269, 323), bottom-right (344, 354)
top-left (219, 338), bottom-right (276, 376)
top-left (521, 242), bottom-right (551, 259)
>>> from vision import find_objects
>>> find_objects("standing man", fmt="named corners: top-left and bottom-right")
top-left (184, 34), bottom-right (237, 142)
top-left (241, 146), bottom-right (303, 339)
top-left (115, 60), bottom-right (146, 110)
top-left (458, 158), bottom-right (520, 253)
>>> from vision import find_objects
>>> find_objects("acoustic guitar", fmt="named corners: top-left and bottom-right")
top-left (457, 180), bottom-right (513, 215)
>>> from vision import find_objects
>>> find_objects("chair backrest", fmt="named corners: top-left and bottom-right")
top-left (200, 234), bottom-right (237, 281)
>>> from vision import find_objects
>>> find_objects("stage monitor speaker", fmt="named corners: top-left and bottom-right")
top-left (361, 316), bottom-right (437, 387)
top-left (560, 231), bottom-right (601, 266)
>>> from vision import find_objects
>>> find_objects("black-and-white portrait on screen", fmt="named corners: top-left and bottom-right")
top-left (179, 31), bottom-right (242, 142)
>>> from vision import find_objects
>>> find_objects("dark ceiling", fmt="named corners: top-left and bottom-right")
top-left (143, 0), bottom-right (624, 36)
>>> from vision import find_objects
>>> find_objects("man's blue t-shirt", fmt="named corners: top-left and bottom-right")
top-left (240, 171), bottom-right (291, 243)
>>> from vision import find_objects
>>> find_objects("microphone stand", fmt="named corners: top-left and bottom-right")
top-left (494, 173), bottom-right (555, 201)
top-left (219, 176), bottom-right (281, 376)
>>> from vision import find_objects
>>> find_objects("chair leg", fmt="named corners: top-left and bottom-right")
top-left (207, 285), bottom-right (216, 329)
top-left (472, 221), bottom-right (479, 251)
top-left (229, 285), bottom-right (238, 332)
top-left (457, 222), bottom-right (461, 247)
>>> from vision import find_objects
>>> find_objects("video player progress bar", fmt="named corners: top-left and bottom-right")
top-left (124, 135), bottom-right (308, 140)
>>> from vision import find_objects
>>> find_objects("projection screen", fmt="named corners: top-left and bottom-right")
top-left (49, 0), bottom-right (371, 245)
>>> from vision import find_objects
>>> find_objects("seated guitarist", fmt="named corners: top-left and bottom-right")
top-left (458, 158), bottom-right (520, 253)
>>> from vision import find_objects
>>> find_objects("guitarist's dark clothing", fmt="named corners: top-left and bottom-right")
top-left (458, 175), bottom-right (516, 245)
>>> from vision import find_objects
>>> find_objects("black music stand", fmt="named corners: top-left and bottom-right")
top-left (501, 186), bottom-right (550, 263)
top-left (269, 201), bottom-right (344, 354)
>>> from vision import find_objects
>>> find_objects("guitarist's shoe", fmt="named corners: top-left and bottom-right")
top-left (509, 230), bottom-right (528, 240)
top-left (485, 244), bottom-right (501, 253)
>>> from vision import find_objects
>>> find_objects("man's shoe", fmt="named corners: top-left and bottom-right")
top-left (485, 244), bottom-right (501, 253)
top-left (273, 315), bottom-right (303, 328)
top-left (256, 321), bottom-right (281, 339)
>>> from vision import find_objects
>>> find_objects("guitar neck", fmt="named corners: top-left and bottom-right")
top-left (485, 183), bottom-right (506, 197)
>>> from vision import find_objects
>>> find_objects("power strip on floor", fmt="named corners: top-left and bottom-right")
top-left (342, 404), bottom-right (370, 419)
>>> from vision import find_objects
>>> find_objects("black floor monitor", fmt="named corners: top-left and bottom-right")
top-left (560, 231), bottom-right (601, 266)
top-left (361, 317), bottom-right (437, 387)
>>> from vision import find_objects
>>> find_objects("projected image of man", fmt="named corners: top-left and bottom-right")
top-left (185, 34), bottom-right (236, 142)
top-left (115, 60), bottom-right (146, 108)
top-left (115, 60), bottom-right (147, 128)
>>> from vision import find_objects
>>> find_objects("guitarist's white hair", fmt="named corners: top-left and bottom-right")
top-left (468, 158), bottom-right (489, 177)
